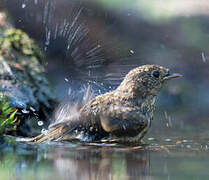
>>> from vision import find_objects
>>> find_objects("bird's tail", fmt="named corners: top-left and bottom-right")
top-left (30, 125), bottom-right (65, 143)
top-left (29, 122), bottom-right (79, 143)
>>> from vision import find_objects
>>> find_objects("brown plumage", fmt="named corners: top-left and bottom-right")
top-left (32, 65), bottom-right (181, 143)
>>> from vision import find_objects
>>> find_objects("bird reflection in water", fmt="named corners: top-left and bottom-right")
top-left (47, 146), bottom-right (151, 180)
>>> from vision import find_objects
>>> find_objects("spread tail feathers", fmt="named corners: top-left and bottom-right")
top-left (30, 124), bottom-right (77, 143)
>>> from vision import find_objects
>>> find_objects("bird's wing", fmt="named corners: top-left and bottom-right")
top-left (100, 107), bottom-right (148, 137)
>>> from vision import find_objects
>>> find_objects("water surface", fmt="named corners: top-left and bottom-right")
top-left (1, 135), bottom-right (209, 180)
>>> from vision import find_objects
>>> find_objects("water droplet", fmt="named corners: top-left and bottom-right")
top-left (22, 109), bottom-right (29, 114)
top-left (148, 137), bottom-right (155, 141)
top-left (201, 52), bottom-right (207, 63)
top-left (38, 121), bottom-right (44, 126)
top-left (164, 111), bottom-right (172, 128)
top-left (186, 144), bottom-right (191, 148)
top-left (41, 129), bottom-right (48, 135)
top-left (68, 88), bottom-right (72, 95)
top-left (164, 138), bottom-right (172, 142)
top-left (22, 3), bottom-right (26, 8)
top-left (130, 50), bottom-right (134, 54)
top-left (44, 28), bottom-right (51, 51)
top-left (182, 139), bottom-right (188, 143)
top-left (30, 106), bottom-right (36, 112)
top-left (64, 78), bottom-right (69, 82)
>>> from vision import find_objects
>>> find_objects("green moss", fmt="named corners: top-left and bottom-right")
top-left (0, 28), bottom-right (43, 62)
top-left (0, 95), bottom-right (17, 135)
top-left (0, 26), bottom-right (56, 112)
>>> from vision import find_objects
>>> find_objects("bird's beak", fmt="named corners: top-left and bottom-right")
top-left (163, 73), bottom-right (182, 80)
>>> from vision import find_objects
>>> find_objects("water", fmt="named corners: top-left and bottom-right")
top-left (1, 135), bottom-right (209, 180)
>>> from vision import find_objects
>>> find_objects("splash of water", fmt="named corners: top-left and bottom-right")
top-left (201, 52), bottom-right (207, 63)
top-left (49, 86), bottom-right (94, 129)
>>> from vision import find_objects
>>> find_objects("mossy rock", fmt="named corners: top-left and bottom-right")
top-left (0, 16), bottom-right (57, 136)
top-left (1, 28), bottom-right (43, 60)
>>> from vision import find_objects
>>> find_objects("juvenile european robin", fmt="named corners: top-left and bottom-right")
top-left (32, 65), bottom-right (181, 143)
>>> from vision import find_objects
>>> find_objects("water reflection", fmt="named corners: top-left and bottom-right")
top-left (50, 146), bottom-right (150, 180)
top-left (0, 140), bottom-right (151, 180)
top-left (1, 138), bottom-right (209, 180)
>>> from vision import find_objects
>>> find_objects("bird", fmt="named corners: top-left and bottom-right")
top-left (31, 64), bottom-right (181, 143)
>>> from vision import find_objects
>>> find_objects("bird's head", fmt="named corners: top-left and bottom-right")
top-left (117, 64), bottom-right (181, 98)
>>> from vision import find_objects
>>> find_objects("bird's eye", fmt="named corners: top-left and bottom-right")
top-left (152, 71), bottom-right (160, 78)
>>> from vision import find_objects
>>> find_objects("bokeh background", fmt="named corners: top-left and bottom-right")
top-left (2, 0), bottom-right (209, 137)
